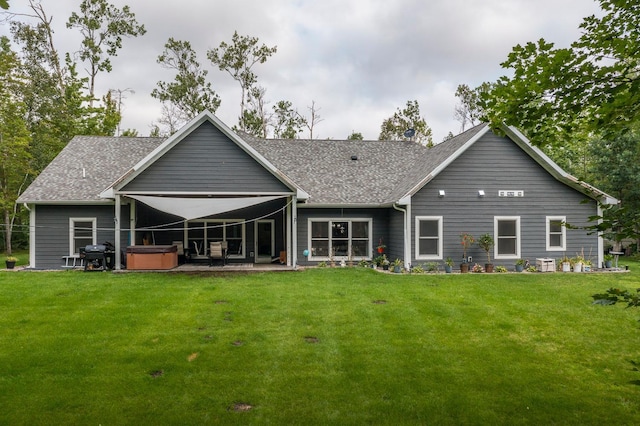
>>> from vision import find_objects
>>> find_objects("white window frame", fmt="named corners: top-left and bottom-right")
top-left (546, 216), bottom-right (566, 251)
top-left (494, 216), bottom-right (521, 259)
top-left (185, 219), bottom-right (246, 258)
top-left (307, 218), bottom-right (373, 261)
top-left (69, 217), bottom-right (97, 255)
top-left (415, 216), bottom-right (443, 260)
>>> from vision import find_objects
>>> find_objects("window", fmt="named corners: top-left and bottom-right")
top-left (546, 216), bottom-right (566, 251)
top-left (186, 219), bottom-right (245, 258)
top-left (495, 216), bottom-right (520, 259)
top-left (308, 219), bottom-right (371, 260)
top-left (69, 217), bottom-right (97, 255)
top-left (415, 216), bottom-right (442, 259)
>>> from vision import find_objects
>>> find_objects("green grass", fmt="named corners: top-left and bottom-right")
top-left (1, 266), bottom-right (640, 425)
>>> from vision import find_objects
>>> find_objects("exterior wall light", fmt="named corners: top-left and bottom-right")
top-left (478, 190), bottom-right (485, 197)
top-left (438, 190), bottom-right (446, 197)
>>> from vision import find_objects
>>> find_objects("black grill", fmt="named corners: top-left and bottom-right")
top-left (83, 243), bottom-right (114, 271)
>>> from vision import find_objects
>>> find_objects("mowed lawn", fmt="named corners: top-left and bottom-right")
top-left (1, 266), bottom-right (639, 425)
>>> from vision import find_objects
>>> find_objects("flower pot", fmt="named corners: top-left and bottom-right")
top-left (485, 264), bottom-right (494, 273)
top-left (382, 264), bottom-right (389, 271)
top-left (377, 248), bottom-right (384, 254)
top-left (515, 264), bottom-right (524, 272)
top-left (573, 262), bottom-right (583, 273)
top-left (604, 260), bottom-right (612, 268)
top-left (562, 262), bottom-right (571, 272)
top-left (5, 260), bottom-right (16, 269)
top-left (393, 265), bottom-right (402, 273)
top-left (444, 265), bottom-right (452, 273)
top-left (460, 263), bottom-right (469, 273)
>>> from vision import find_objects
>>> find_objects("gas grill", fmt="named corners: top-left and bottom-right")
top-left (83, 243), bottom-right (115, 271)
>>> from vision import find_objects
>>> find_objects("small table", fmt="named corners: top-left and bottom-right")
top-left (609, 251), bottom-right (623, 268)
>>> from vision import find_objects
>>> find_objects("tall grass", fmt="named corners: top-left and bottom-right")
top-left (1, 267), bottom-right (639, 424)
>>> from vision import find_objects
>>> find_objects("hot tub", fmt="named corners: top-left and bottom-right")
top-left (126, 245), bottom-right (178, 270)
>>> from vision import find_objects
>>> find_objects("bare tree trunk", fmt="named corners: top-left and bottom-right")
top-left (4, 208), bottom-right (11, 256)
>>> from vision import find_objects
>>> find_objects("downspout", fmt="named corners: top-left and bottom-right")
top-left (597, 202), bottom-right (604, 268)
top-left (393, 200), bottom-right (411, 269)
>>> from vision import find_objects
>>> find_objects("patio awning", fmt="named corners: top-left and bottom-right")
top-left (127, 195), bottom-right (285, 221)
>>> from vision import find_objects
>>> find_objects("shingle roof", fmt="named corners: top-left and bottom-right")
top-left (17, 123), bottom-right (489, 205)
top-left (18, 136), bottom-right (166, 203)
top-left (243, 123), bottom-right (487, 205)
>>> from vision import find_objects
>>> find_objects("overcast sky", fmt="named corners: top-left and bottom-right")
top-left (1, 0), bottom-right (602, 141)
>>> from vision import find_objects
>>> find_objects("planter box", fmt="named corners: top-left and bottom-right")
top-left (126, 245), bottom-right (178, 270)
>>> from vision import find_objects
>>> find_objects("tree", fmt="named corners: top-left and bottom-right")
top-left (587, 130), bottom-right (640, 249)
top-left (302, 100), bottom-right (324, 139)
top-left (272, 100), bottom-right (307, 139)
top-left (454, 83), bottom-right (489, 131)
top-left (151, 38), bottom-right (220, 131)
top-left (0, 36), bottom-right (31, 255)
top-left (347, 131), bottom-right (363, 140)
top-left (0, 1), bottom-right (9, 10)
top-left (483, 0), bottom-right (640, 145)
top-left (379, 100), bottom-right (433, 146)
top-left (207, 31), bottom-right (277, 130)
top-left (236, 85), bottom-right (270, 138)
top-left (67, 0), bottom-right (146, 105)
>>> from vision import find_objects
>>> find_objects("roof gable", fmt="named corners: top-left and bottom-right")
top-left (109, 111), bottom-right (308, 198)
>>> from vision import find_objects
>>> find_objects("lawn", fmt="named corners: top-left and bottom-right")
top-left (1, 266), bottom-right (639, 425)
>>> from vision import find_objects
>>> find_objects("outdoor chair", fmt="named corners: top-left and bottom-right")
top-left (209, 241), bottom-right (227, 266)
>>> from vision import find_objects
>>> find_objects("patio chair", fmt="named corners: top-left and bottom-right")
top-left (209, 241), bottom-right (226, 266)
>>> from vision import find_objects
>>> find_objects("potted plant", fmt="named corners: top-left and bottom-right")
top-left (382, 255), bottom-right (390, 271)
top-left (583, 259), bottom-right (592, 272)
top-left (515, 258), bottom-right (525, 272)
top-left (5, 256), bottom-right (17, 269)
top-left (376, 238), bottom-right (386, 254)
top-left (444, 257), bottom-right (454, 273)
top-left (572, 255), bottom-right (584, 272)
top-left (460, 232), bottom-right (474, 273)
top-left (560, 255), bottom-right (571, 272)
top-left (476, 233), bottom-right (494, 273)
top-left (604, 253), bottom-right (613, 268)
top-left (392, 258), bottom-right (403, 273)
top-left (472, 263), bottom-right (484, 273)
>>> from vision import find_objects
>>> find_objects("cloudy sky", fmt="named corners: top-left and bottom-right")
top-left (1, 0), bottom-right (602, 141)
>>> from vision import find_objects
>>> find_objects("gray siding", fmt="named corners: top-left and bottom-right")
top-left (33, 204), bottom-right (127, 269)
top-left (123, 121), bottom-right (291, 193)
top-left (411, 131), bottom-right (599, 267)
top-left (296, 207), bottom-right (390, 265)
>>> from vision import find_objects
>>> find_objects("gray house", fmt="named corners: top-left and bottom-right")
top-left (18, 111), bottom-right (615, 270)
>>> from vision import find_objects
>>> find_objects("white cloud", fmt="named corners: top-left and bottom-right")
top-left (0, 0), bottom-right (602, 141)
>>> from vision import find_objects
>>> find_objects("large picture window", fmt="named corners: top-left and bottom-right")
top-left (415, 216), bottom-right (442, 260)
top-left (309, 219), bottom-right (371, 260)
top-left (495, 216), bottom-right (520, 259)
top-left (69, 217), bottom-right (97, 255)
top-left (186, 220), bottom-right (245, 258)
top-left (546, 216), bottom-right (566, 251)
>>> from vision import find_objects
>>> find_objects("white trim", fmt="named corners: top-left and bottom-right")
top-left (307, 218), bottom-right (373, 261)
top-left (115, 195), bottom-right (121, 269)
top-left (69, 217), bottom-right (97, 256)
top-left (546, 216), bottom-right (566, 251)
top-left (415, 216), bottom-right (443, 260)
top-left (29, 205), bottom-right (36, 268)
top-left (494, 216), bottom-right (521, 259)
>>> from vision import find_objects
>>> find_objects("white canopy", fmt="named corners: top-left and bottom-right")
top-left (128, 195), bottom-right (284, 221)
